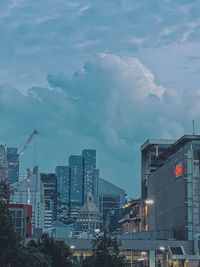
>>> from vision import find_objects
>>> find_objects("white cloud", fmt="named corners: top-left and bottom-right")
top-left (0, 54), bottom-right (198, 196)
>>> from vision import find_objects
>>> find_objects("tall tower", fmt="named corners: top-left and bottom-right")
top-left (7, 147), bottom-right (19, 184)
top-left (0, 144), bottom-right (8, 182)
top-left (69, 155), bottom-right (84, 208)
top-left (82, 149), bottom-right (97, 203)
top-left (55, 166), bottom-right (70, 223)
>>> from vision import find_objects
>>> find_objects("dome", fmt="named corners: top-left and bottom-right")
top-left (79, 192), bottom-right (100, 213)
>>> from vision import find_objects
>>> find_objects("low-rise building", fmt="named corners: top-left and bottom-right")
top-left (7, 203), bottom-right (32, 238)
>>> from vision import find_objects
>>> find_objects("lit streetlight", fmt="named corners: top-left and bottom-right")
top-left (145, 199), bottom-right (154, 205)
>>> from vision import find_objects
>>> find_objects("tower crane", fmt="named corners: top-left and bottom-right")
top-left (19, 129), bottom-right (38, 157)
top-left (12, 130), bottom-right (39, 204)
top-left (19, 130), bottom-right (38, 204)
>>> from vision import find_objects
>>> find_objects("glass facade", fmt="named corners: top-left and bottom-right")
top-left (69, 155), bottom-right (84, 208)
top-left (82, 149), bottom-right (96, 203)
top-left (7, 147), bottom-right (19, 184)
top-left (55, 166), bottom-right (70, 206)
top-left (40, 173), bottom-right (57, 222)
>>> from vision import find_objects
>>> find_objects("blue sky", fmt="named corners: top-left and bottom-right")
top-left (1, 0), bottom-right (200, 197)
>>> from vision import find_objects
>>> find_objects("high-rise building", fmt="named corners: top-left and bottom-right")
top-left (140, 138), bottom-right (174, 230)
top-left (55, 166), bottom-right (70, 224)
top-left (82, 149), bottom-right (96, 202)
top-left (0, 144), bottom-right (8, 182)
top-left (7, 147), bottom-right (19, 184)
top-left (145, 135), bottom-right (200, 243)
top-left (69, 155), bottom-right (84, 208)
top-left (99, 177), bottom-right (126, 231)
top-left (55, 166), bottom-right (70, 206)
top-left (40, 173), bottom-right (57, 227)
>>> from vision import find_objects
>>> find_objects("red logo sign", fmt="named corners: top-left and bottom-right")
top-left (175, 162), bottom-right (183, 178)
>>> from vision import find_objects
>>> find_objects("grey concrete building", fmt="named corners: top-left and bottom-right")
top-left (141, 139), bottom-right (175, 231)
top-left (146, 135), bottom-right (200, 244)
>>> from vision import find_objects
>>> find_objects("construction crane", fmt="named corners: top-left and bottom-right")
top-left (19, 129), bottom-right (38, 157)
top-left (12, 130), bottom-right (38, 204)
top-left (20, 130), bottom-right (38, 204)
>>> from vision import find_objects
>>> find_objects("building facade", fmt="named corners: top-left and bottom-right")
top-left (76, 193), bottom-right (101, 234)
top-left (82, 149), bottom-right (96, 202)
top-left (146, 135), bottom-right (200, 243)
top-left (10, 166), bottom-right (45, 232)
top-left (69, 155), bottom-right (84, 214)
top-left (0, 144), bottom-right (8, 182)
top-left (7, 147), bottom-right (19, 184)
top-left (119, 198), bottom-right (142, 234)
top-left (55, 166), bottom-right (70, 206)
top-left (99, 177), bottom-right (126, 231)
top-left (141, 139), bottom-right (174, 231)
top-left (7, 203), bottom-right (32, 238)
top-left (40, 173), bottom-right (57, 227)
top-left (55, 166), bottom-right (70, 224)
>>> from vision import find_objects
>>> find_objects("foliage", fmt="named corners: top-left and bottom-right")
top-left (29, 234), bottom-right (72, 267)
top-left (82, 231), bottom-right (125, 267)
top-left (0, 180), bottom-right (72, 267)
top-left (0, 199), bottom-right (21, 266)
top-left (9, 243), bottom-right (52, 267)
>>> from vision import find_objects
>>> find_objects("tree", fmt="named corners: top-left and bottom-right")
top-left (28, 234), bottom-right (72, 267)
top-left (10, 242), bottom-right (52, 267)
top-left (0, 184), bottom-right (20, 266)
top-left (82, 231), bottom-right (125, 267)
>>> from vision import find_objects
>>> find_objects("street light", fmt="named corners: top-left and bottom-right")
top-left (70, 245), bottom-right (75, 250)
top-left (94, 229), bottom-right (100, 234)
top-left (145, 199), bottom-right (154, 205)
top-left (159, 246), bottom-right (165, 251)
top-left (144, 199), bottom-right (154, 231)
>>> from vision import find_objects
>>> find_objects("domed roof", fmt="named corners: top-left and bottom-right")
top-left (80, 192), bottom-right (100, 213)
top-left (80, 201), bottom-right (100, 213)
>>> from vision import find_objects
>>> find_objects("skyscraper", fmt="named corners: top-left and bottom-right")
top-left (7, 147), bottom-right (19, 184)
top-left (55, 166), bottom-right (70, 206)
top-left (82, 149), bottom-right (96, 203)
top-left (55, 166), bottom-right (70, 224)
top-left (40, 173), bottom-right (57, 226)
top-left (69, 155), bottom-right (83, 208)
top-left (0, 144), bottom-right (8, 182)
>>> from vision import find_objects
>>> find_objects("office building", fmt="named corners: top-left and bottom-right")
top-left (55, 166), bottom-right (70, 224)
top-left (69, 155), bottom-right (84, 210)
top-left (7, 147), bottom-right (19, 184)
top-left (119, 198), bottom-right (142, 234)
top-left (40, 173), bottom-right (57, 226)
top-left (10, 166), bottom-right (45, 232)
top-left (141, 138), bottom-right (174, 230)
top-left (82, 149), bottom-right (96, 202)
top-left (55, 166), bottom-right (70, 206)
top-left (99, 177), bottom-right (126, 231)
top-left (146, 135), bottom-right (200, 243)
top-left (7, 203), bottom-right (32, 237)
top-left (0, 144), bottom-right (8, 182)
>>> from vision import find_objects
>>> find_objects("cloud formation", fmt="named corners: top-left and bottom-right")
top-left (1, 0), bottom-right (200, 90)
top-left (0, 54), bottom-right (198, 196)
top-left (1, 0), bottom-right (200, 195)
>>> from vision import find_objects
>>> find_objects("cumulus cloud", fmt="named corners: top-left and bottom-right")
top-left (0, 54), bottom-right (198, 196)
top-left (1, 0), bottom-right (200, 91)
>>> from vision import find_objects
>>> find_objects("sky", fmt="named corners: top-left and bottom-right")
top-left (1, 0), bottom-right (200, 197)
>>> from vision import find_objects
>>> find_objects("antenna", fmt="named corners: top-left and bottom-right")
top-left (193, 120), bottom-right (195, 136)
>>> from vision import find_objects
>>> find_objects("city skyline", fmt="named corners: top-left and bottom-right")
top-left (1, 1), bottom-right (200, 197)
